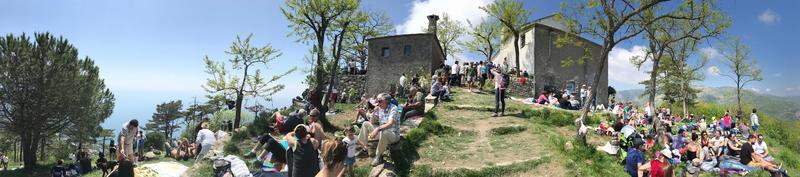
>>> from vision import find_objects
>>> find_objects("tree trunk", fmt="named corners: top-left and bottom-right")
top-left (512, 33), bottom-right (521, 73)
top-left (576, 48), bottom-right (610, 145)
top-left (39, 137), bottom-right (45, 161)
top-left (234, 91), bottom-right (244, 128)
top-left (312, 36), bottom-right (327, 110)
top-left (21, 131), bottom-right (40, 169)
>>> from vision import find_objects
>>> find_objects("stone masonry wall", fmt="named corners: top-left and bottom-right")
top-left (506, 76), bottom-right (536, 98)
top-left (338, 75), bottom-right (366, 103)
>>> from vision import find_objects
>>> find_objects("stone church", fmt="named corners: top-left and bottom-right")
top-left (363, 15), bottom-right (445, 97)
top-left (491, 15), bottom-right (608, 104)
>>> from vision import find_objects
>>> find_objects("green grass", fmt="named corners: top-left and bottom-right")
top-left (409, 157), bottom-right (550, 177)
top-left (489, 126), bottom-right (527, 135)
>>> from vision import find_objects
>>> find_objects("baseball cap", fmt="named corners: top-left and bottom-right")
top-left (660, 148), bottom-right (673, 159)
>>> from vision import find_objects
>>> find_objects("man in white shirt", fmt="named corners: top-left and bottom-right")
top-left (1, 154), bottom-right (8, 170)
top-left (754, 135), bottom-right (774, 162)
top-left (348, 59), bottom-right (357, 74)
top-left (195, 122), bottom-right (217, 162)
top-left (358, 93), bottom-right (400, 166)
top-left (450, 61), bottom-right (460, 86)
top-left (750, 109), bottom-right (760, 131)
top-left (118, 119), bottom-right (139, 161)
top-left (398, 73), bottom-right (407, 97)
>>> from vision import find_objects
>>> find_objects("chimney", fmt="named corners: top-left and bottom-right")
top-left (427, 14), bottom-right (439, 34)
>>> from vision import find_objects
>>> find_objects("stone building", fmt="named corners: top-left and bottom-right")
top-left (491, 15), bottom-right (608, 104)
top-left (364, 15), bottom-right (445, 97)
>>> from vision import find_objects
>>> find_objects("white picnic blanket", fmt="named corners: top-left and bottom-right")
top-left (139, 162), bottom-right (189, 177)
top-left (222, 155), bottom-right (253, 177)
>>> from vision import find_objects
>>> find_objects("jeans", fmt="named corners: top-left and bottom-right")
top-left (196, 143), bottom-right (213, 163)
top-left (402, 109), bottom-right (423, 121)
top-left (431, 90), bottom-right (445, 105)
top-left (398, 85), bottom-right (404, 97)
top-left (701, 159), bottom-right (719, 172)
top-left (719, 159), bottom-right (754, 172)
top-left (752, 125), bottom-right (759, 131)
top-left (495, 88), bottom-right (506, 114)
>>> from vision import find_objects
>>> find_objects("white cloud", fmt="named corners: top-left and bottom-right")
top-left (700, 47), bottom-right (722, 60)
top-left (396, 0), bottom-right (492, 34)
top-left (773, 73), bottom-right (783, 78)
top-left (750, 87), bottom-right (761, 93)
top-left (766, 88), bottom-right (772, 92)
top-left (758, 8), bottom-right (781, 25)
top-left (608, 45), bottom-right (651, 88)
top-left (788, 87), bottom-right (796, 91)
top-left (707, 66), bottom-right (721, 77)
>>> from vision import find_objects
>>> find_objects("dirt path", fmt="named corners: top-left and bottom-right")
top-left (416, 89), bottom-right (550, 170)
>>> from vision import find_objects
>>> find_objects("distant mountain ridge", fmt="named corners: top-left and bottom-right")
top-left (614, 86), bottom-right (800, 120)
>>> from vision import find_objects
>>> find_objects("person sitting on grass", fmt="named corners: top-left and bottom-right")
top-left (51, 159), bottom-right (66, 177)
top-left (169, 138), bottom-right (189, 160)
top-left (401, 87), bottom-right (425, 121)
top-left (625, 139), bottom-right (646, 177)
top-left (245, 124), bottom-right (287, 171)
top-left (638, 148), bottom-right (674, 177)
top-left (535, 91), bottom-right (548, 105)
top-left (358, 93), bottom-right (400, 166)
top-left (316, 138), bottom-right (347, 177)
top-left (287, 124), bottom-right (321, 177)
top-left (741, 135), bottom-right (783, 173)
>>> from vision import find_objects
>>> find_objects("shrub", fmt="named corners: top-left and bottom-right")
top-left (230, 130), bottom-right (248, 142)
top-left (145, 132), bottom-right (166, 151)
top-left (406, 128), bottom-right (428, 147)
top-left (418, 118), bottom-right (453, 135)
top-left (247, 111), bottom-right (274, 137)
top-left (223, 141), bottom-right (241, 156)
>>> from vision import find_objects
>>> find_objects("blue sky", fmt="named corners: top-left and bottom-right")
top-left (1, 0), bottom-right (797, 131)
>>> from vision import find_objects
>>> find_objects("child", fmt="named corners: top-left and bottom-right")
top-left (51, 159), bottom-right (66, 177)
top-left (342, 126), bottom-right (364, 177)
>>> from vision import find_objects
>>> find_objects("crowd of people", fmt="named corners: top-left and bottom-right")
top-left (601, 102), bottom-right (791, 177)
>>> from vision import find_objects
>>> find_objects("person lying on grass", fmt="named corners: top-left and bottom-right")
top-left (245, 123), bottom-right (287, 172)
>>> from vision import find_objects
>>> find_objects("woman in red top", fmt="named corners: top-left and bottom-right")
top-left (639, 148), bottom-right (674, 177)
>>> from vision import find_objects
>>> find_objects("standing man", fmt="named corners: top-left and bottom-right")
top-left (491, 67), bottom-right (506, 117)
top-left (118, 119), bottom-right (139, 162)
top-left (136, 131), bottom-right (145, 162)
top-left (348, 59), bottom-right (357, 75)
top-left (450, 61), bottom-right (460, 87)
top-left (750, 109), bottom-right (759, 132)
top-left (358, 93), bottom-right (400, 166)
top-left (1, 153), bottom-right (8, 170)
top-left (398, 73), bottom-right (407, 97)
top-left (579, 85), bottom-right (587, 109)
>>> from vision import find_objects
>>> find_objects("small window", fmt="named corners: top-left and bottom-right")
top-left (381, 47), bottom-right (390, 58)
top-left (520, 34), bottom-right (526, 47)
top-left (403, 45), bottom-right (412, 56)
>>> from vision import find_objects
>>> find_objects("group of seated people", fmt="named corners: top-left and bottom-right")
top-left (166, 138), bottom-right (197, 161)
top-left (615, 107), bottom-right (788, 177)
top-left (236, 90), bottom-right (420, 177)
top-left (533, 90), bottom-right (582, 110)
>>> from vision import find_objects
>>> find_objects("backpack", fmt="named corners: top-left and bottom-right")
top-left (212, 159), bottom-right (231, 177)
top-left (502, 74), bottom-right (510, 88)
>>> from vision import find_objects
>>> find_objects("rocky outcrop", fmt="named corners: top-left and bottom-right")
top-left (338, 75), bottom-right (367, 103)
top-left (506, 76), bottom-right (535, 98)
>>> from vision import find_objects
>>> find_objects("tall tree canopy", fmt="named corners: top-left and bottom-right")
top-left (463, 18), bottom-right (501, 61)
top-left (719, 37), bottom-right (762, 113)
top-left (558, 0), bottom-right (688, 144)
top-left (203, 34), bottom-right (295, 128)
top-left (282, 0), bottom-right (360, 109)
top-left (0, 33), bottom-right (115, 168)
top-left (481, 0), bottom-right (531, 71)
top-left (145, 100), bottom-right (184, 141)
top-left (344, 10), bottom-right (395, 71)
top-left (632, 0), bottom-right (728, 113)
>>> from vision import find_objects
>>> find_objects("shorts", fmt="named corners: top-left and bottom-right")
top-left (344, 157), bottom-right (356, 166)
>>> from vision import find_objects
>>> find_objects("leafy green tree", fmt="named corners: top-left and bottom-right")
top-left (320, 10), bottom-right (364, 130)
top-left (481, 0), bottom-right (531, 71)
top-left (344, 10), bottom-right (395, 70)
top-left (282, 0), bottom-right (360, 109)
top-left (558, 0), bottom-right (680, 144)
top-left (203, 34), bottom-right (295, 128)
top-left (463, 18), bottom-right (501, 61)
top-left (666, 36), bottom-right (708, 117)
top-left (719, 37), bottom-right (762, 113)
top-left (0, 33), bottom-right (114, 168)
top-left (145, 100), bottom-right (183, 141)
top-left (424, 13), bottom-right (465, 60)
top-left (633, 0), bottom-right (728, 113)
